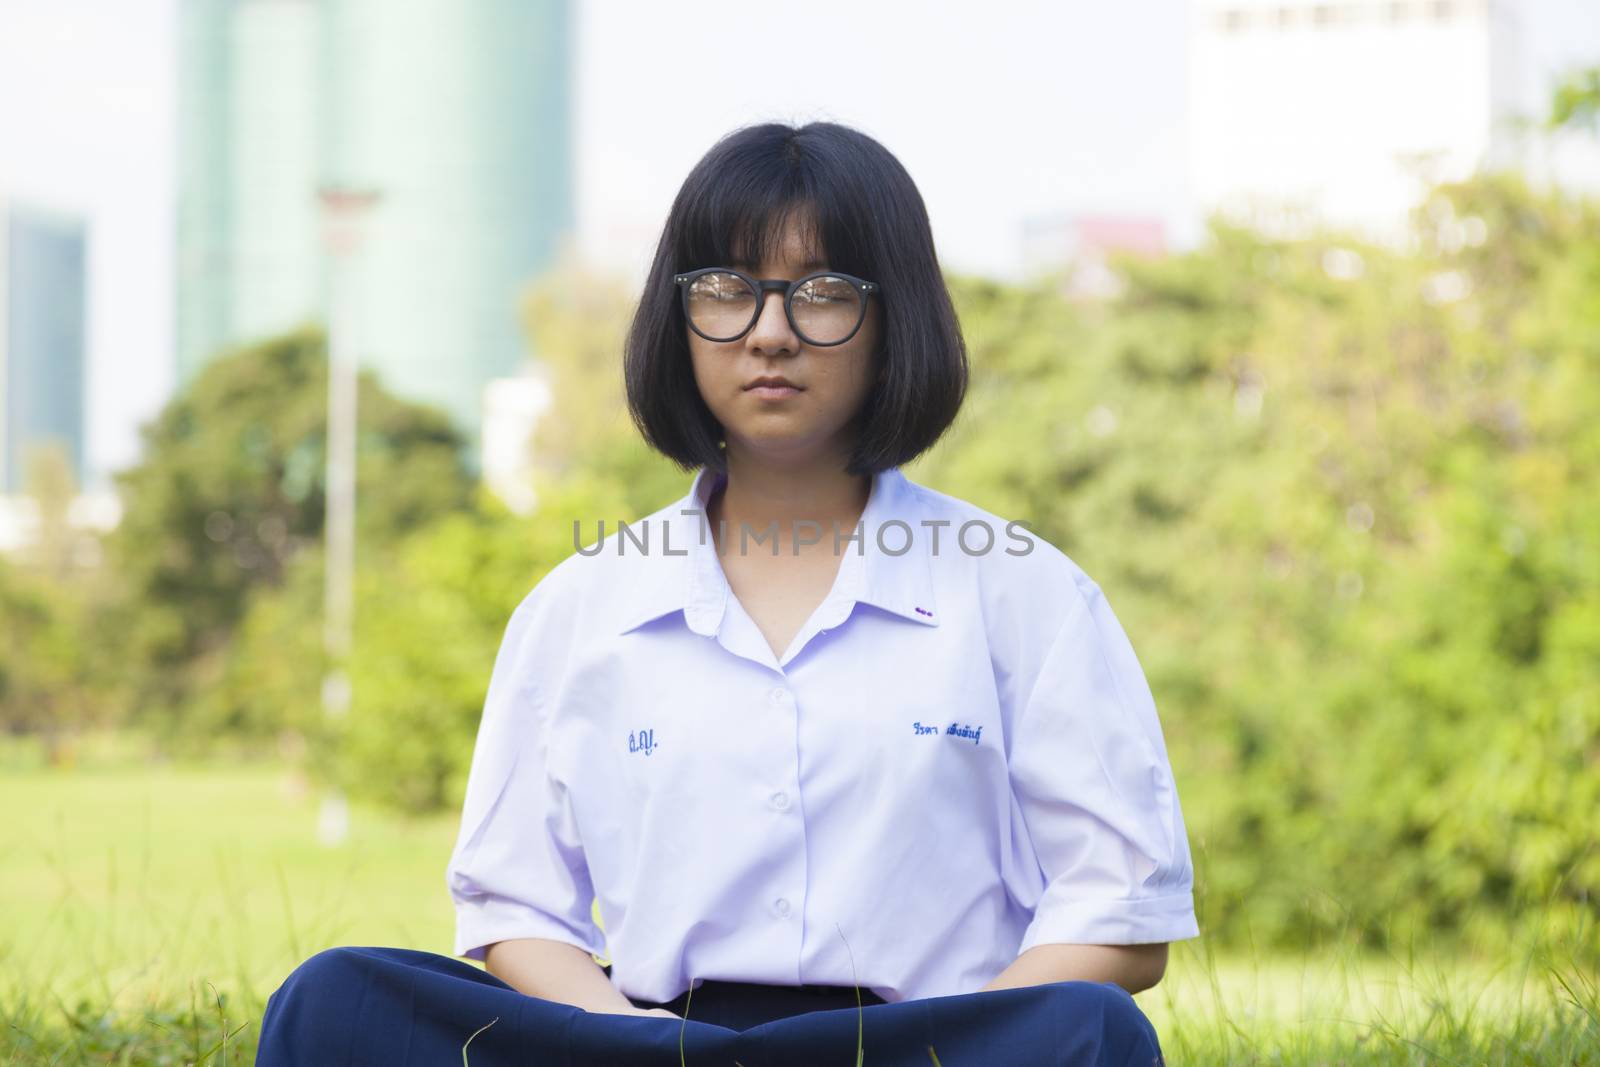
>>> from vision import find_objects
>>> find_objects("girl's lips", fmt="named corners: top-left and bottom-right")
top-left (746, 384), bottom-right (801, 399)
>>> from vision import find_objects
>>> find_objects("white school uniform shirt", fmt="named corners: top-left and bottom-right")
top-left (445, 464), bottom-right (1200, 1006)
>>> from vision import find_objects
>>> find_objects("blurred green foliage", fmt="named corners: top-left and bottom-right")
top-left (920, 171), bottom-right (1599, 962)
top-left (1549, 64), bottom-right (1600, 133)
top-left (1, 445), bottom-right (124, 754)
top-left (285, 259), bottom-right (684, 812)
top-left (0, 555), bottom-right (93, 740)
top-left (3, 156), bottom-right (1595, 965)
top-left (93, 326), bottom-right (473, 752)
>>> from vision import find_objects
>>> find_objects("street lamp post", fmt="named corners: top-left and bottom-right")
top-left (316, 185), bottom-right (381, 847)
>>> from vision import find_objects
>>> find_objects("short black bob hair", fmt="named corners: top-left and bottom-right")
top-left (623, 121), bottom-right (968, 477)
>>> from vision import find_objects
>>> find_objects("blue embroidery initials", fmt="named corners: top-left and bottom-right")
top-left (628, 728), bottom-right (660, 756)
top-left (911, 721), bottom-right (982, 745)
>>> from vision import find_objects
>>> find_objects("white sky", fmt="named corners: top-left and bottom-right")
top-left (0, 0), bottom-right (1596, 488)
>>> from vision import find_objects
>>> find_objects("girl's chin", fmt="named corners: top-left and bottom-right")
top-left (721, 429), bottom-right (831, 456)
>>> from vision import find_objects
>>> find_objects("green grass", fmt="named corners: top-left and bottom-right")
top-left (1, 751), bottom-right (1594, 1065)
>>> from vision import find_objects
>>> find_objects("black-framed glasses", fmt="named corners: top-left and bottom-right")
top-left (673, 267), bottom-right (880, 347)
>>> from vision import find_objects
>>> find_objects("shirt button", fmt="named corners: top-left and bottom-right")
top-left (768, 687), bottom-right (794, 708)
top-left (773, 897), bottom-right (792, 918)
top-left (770, 791), bottom-right (790, 811)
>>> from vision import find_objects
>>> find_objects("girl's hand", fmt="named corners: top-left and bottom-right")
top-left (627, 1006), bottom-right (682, 1020)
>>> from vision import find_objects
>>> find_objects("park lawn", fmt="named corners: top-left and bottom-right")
top-left (0, 760), bottom-right (459, 1009)
top-left (0, 759), bottom-right (1593, 1065)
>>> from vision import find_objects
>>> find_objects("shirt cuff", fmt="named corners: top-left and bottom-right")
top-left (453, 894), bottom-right (607, 962)
top-left (1018, 891), bottom-right (1200, 954)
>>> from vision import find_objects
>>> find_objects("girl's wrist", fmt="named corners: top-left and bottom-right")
top-left (592, 1004), bottom-right (679, 1019)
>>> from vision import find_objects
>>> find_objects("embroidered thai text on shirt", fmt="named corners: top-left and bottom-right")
top-left (911, 720), bottom-right (982, 744)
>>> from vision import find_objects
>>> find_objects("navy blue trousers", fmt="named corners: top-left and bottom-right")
top-left (255, 945), bottom-right (1167, 1066)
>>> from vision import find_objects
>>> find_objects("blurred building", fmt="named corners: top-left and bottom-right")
top-left (1, 200), bottom-right (88, 496)
top-left (0, 198), bottom-right (118, 562)
top-left (480, 365), bottom-right (554, 516)
top-left (176, 0), bottom-right (573, 475)
top-left (1188, 0), bottom-right (1527, 243)
top-left (1019, 212), bottom-right (1169, 300)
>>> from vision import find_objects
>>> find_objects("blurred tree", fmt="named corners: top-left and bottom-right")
top-left (919, 170), bottom-right (1598, 961)
top-left (1548, 64), bottom-right (1600, 134)
top-left (21, 440), bottom-right (78, 579)
top-left (221, 262), bottom-right (687, 810)
top-left (100, 324), bottom-right (474, 750)
top-left (1, 443), bottom-right (120, 761)
top-left (0, 559), bottom-right (89, 755)
top-left (518, 250), bottom-right (685, 514)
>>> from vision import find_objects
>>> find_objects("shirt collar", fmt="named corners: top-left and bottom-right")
top-left (616, 465), bottom-right (940, 636)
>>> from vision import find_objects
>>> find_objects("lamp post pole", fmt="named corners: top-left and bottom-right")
top-left (316, 185), bottom-right (381, 847)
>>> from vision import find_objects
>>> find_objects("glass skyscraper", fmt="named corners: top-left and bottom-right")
top-left (2, 202), bottom-right (88, 495)
top-left (176, 0), bottom-right (573, 469)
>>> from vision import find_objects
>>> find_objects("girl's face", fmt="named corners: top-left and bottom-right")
top-left (686, 216), bottom-right (880, 468)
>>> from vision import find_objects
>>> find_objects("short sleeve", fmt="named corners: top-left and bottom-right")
top-left (444, 584), bottom-right (607, 962)
top-left (1008, 573), bottom-right (1200, 953)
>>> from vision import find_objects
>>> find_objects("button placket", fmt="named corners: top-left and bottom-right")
top-left (761, 684), bottom-right (800, 925)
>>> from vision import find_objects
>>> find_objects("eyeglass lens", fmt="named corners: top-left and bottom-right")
top-left (685, 272), bottom-right (863, 345)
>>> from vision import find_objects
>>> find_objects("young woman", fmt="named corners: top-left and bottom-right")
top-left (256, 121), bottom-right (1200, 1067)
